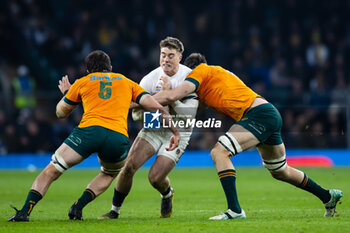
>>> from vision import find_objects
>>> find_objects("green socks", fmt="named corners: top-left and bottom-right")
top-left (19, 189), bottom-right (42, 216)
top-left (74, 188), bottom-right (96, 210)
top-left (298, 173), bottom-right (331, 203)
top-left (218, 169), bottom-right (242, 213)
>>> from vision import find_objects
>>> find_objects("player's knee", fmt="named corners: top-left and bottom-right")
top-left (45, 164), bottom-right (62, 181)
top-left (50, 151), bottom-right (69, 173)
top-left (121, 162), bottom-right (137, 178)
top-left (210, 138), bottom-right (237, 164)
top-left (210, 145), bottom-right (225, 165)
top-left (148, 171), bottom-right (161, 188)
top-left (263, 155), bottom-right (288, 181)
top-left (270, 169), bottom-right (289, 181)
top-left (214, 133), bottom-right (242, 159)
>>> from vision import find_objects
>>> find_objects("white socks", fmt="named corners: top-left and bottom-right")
top-left (111, 205), bottom-right (121, 214)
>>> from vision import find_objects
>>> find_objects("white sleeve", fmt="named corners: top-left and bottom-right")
top-left (139, 74), bottom-right (152, 92)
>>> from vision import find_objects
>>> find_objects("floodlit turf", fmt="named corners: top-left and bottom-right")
top-left (0, 167), bottom-right (348, 233)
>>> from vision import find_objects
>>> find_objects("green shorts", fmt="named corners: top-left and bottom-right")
top-left (64, 126), bottom-right (130, 163)
top-left (236, 103), bottom-right (283, 145)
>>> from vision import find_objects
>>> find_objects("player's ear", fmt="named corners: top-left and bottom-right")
top-left (86, 70), bottom-right (89, 73)
top-left (109, 65), bottom-right (112, 71)
top-left (179, 54), bottom-right (183, 62)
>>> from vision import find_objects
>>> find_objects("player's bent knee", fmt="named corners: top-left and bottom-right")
top-left (50, 151), bottom-right (69, 173)
top-left (148, 168), bottom-right (165, 186)
top-left (270, 170), bottom-right (288, 180)
top-left (148, 173), bottom-right (161, 187)
top-left (215, 133), bottom-right (243, 157)
top-left (121, 162), bottom-right (138, 177)
top-left (263, 155), bottom-right (287, 178)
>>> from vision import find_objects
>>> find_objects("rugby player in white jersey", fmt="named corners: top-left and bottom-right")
top-left (99, 37), bottom-right (198, 219)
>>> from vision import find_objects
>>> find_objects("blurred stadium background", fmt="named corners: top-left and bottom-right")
top-left (0, 0), bottom-right (350, 168)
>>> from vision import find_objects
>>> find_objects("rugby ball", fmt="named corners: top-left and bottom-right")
top-left (132, 108), bottom-right (144, 121)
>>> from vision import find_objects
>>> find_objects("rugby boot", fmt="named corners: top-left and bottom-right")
top-left (8, 205), bottom-right (29, 222)
top-left (209, 209), bottom-right (246, 220)
top-left (324, 189), bottom-right (343, 217)
top-left (160, 188), bottom-right (174, 218)
top-left (68, 204), bottom-right (83, 220)
top-left (98, 210), bottom-right (119, 220)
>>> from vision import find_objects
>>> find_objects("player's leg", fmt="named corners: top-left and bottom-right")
top-left (99, 134), bottom-right (159, 219)
top-left (149, 132), bottom-right (190, 218)
top-left (8, 143), bottom-right (84, 222)
top-left (148, 156), bottom-right (175, 194)
top-left (250, 102), bottom-right (342, 217)
top-left (149, 154), bottom-right (176, 218)
top-left (211, 101), bottom-right (287, 220)
top-left (69, 158), bottom-right (126, 220)
top-left (66, 128), bottom-right (129, 220)
top-left (209, 124), bottom-right (258, 220)
top-left (257, 143), bottom-right (304, 185)
top-left (88, 158), bottom-right (126, 195)
top-left (258, 143), bottom-right (342, 217)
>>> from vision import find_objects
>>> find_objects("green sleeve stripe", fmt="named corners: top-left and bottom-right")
top-left (64, 97), bottom-right (80, 105)
top-left (135, 91), bottom-right (149, 104)
top-left (185, 78), bottom-right (199, 91)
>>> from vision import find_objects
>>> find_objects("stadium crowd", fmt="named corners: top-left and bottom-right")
top-left (0, 0), bottom-right (349, 153)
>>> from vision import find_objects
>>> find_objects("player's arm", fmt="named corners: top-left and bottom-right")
top-left (138, 94), bottom-right (180, 151)
top-left (131, 72), bottom-right (152, 109)
top-left (56, 97), bottom-right (76, 118)
top-left (56, 75), bottom-right (77, 118)
top-left (130, 101), bottom-right (139, 109)
top-left (153, 78), bottom-right (196, 105)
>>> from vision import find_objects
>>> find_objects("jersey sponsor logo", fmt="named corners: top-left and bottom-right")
top-left (143, 110), bottom-right (161, 129)
top-left (90, 76), bottom-right (122, 81)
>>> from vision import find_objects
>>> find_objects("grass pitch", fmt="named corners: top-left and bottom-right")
top-left (0, 167), bottom-right (348, 233)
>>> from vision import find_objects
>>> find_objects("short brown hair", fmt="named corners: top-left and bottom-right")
top-left (184, 53), bottom-right (207, 69)
top-left (159, 37), bottom-right (184, 54)
top-left (85, 50), bottom-right (112, 73)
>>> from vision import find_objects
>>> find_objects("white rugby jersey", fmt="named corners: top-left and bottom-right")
top-left (139, 64), bottom-right (198, 127)
top-left (140, 64), bottom-right (192, 95)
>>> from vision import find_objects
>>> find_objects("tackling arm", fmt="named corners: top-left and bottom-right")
top-left (153, 80), bottom-right (196, 105)
top-left (130, 101), bottom-right (140, 109)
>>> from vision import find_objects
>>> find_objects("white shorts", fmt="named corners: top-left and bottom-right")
top-left (137, 129), bottom-right (191, 163)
